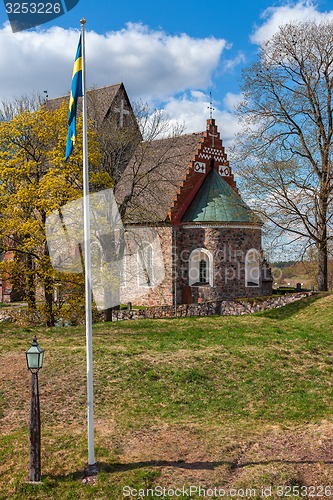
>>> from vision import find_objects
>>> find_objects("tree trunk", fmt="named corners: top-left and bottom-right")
top-left (26, 275), bottom-right (36, 310)
top-left (43, 243), bottom-right (55, 327)
top-left (317, 194), bottom-right (329, 291)
top-left (317, 240), bottom-right (328, 291)
top-left (44, 284), bottom-right (55, 327)
top-left (103, 307), bottom-right (113, 322)
top-left (26, 254), bottom-right (36, 311)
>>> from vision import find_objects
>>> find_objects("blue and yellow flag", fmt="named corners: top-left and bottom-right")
top-left (65, 36), bottom-right (83, 160)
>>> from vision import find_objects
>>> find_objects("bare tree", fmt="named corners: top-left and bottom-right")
top-left (93, 96), bottom-right (184, 195)
top-left (235, 21), bottom-right (333, 290)
top-left (115, 103), bottom-right (185, 222)
top-left (0, 92), bottom-right (46, 121)
top-left (98, 103), bottom-right (185, 319)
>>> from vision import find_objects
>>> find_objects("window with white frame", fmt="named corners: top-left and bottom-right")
top-left (245, 249), bottom-right (260, 287)
top-left (120, 253), bottom-right (127, 287)
top-left (189, 248), bottom-right (213, 286)
top-left (199, 259), bottom-right (207, 283)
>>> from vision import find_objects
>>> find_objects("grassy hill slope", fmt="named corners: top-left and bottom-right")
top-left (0, 293), bottom-right (332, 499)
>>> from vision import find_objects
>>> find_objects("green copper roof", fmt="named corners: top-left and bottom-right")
top-left (182, 169), bottom-right (260, 223)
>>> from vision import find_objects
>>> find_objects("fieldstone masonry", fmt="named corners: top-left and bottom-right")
top-left (1, 88), bottom-right (274, 310)
top-left (111, 292), bottom-right (313, 320)
top-left (0, 292), bottom-right (315, 325)
top-left (176, 225), bottom-right (266, 303)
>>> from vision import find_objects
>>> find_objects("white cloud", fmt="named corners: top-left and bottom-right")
top-left (0, 23), bottom-right (79, 101)
top-left (223, 92), bottom-right (243, 112)
top-left (88, 23), bottom-right (226, 101)
top-left (251, 1), bottom-right (333, 44)
top-left (162, 91), bottom-right (242, 147)
top-left (0, 22), bottom-right (226, 103)
top-left (223, 51), bottom-right (246, 72)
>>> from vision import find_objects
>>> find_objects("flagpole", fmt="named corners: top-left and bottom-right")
top-left (80, 17), bottom-right (96, 473)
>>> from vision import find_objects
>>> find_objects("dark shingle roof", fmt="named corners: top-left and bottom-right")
top-left (115, 132), bottom-right (203, 223)
top-left (45, 83), bottom-right (123, 124)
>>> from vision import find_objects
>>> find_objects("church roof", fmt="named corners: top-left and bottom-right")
top-left (47, 78), bottom-right (258, 227)
top-left (181, 168), bottom-right (260, 223)
top-left (45, 83), bottom-right (136, 128)
top-left (115, 132), bottom-right (203, 223)
top-left (116, 119), bottom-right (259, 226)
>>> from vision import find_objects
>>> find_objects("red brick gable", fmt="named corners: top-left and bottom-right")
top-left (169, 119), bottom-right (237, 224)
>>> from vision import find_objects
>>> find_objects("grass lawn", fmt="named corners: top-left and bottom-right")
top-left (0, 293), bottom-right (333, 499)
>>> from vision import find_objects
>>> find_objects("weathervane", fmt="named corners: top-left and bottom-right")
top-left (207, 91), bottom-right (215, 119)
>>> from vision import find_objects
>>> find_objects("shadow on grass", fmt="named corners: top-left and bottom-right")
top-left (257, 293), bottom-right (325, 320)
top-left (47, 456), bottom-right (333, 481)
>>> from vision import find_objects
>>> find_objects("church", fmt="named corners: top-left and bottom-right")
top-left (0, 83), bottom-right (272, 306)
top-left (114, 96), bottom-right (273, 306)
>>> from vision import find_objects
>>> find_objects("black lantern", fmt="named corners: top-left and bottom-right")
top-left (26, 336), bottom-right (44, 372)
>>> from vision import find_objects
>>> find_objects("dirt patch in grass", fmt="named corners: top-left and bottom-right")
top-left (0, 353), bottom-right (30, 433)
top-left (117, 422), bottom-right (227, 487)
top-left (96, 419), bottom-right (333, 490)
top-left (227, 421), bottom-right (333, 487)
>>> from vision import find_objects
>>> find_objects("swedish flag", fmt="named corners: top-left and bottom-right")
top-left (65, 36), bottom-right (83, 160)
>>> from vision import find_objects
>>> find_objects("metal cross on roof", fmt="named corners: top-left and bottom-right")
top-left (207, 92), bottom-right (215, 119)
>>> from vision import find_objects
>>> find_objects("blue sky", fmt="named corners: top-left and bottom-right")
top-left (0, 0), bottom-right (332, 143)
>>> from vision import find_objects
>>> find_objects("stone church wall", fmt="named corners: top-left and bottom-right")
top-left (121, 224), bottom-right (272, 308)
top-left (175, 225), bottom-right (269, 303)
top-left (120, 225), bottom-right (174, 307)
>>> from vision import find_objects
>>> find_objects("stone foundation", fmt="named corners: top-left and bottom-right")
top-left (110, 292), bottom-right (314, 321)
top-left (0, 292), bottom-right (314, 325)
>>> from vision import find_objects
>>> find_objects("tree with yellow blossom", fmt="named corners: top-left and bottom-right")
top-left (0, 98), bottom-right (111, 326)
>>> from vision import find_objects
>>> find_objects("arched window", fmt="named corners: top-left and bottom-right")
top-left (245, 249), bottom-right (260, 287)
top-left (120, 254), bottom-right (127, 286)
top-left (138, 244), bottom-right (153, 287)
top-left (189, 249), bottom-right (213, 286)
top-left (199, 259), bottom-right (207, 283)
top-left (146, 245), bottom-right (153, 286)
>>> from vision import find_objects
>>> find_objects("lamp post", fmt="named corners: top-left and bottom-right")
top-left (26, 336), bottom-right (44, 482)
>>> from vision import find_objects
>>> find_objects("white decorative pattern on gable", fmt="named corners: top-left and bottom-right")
top-left (194, 161), bottom-right (206, 173)
top-left (198, 146), bottom-right (226, 163)
top-left (219, 165), bottom-right (231, 177)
